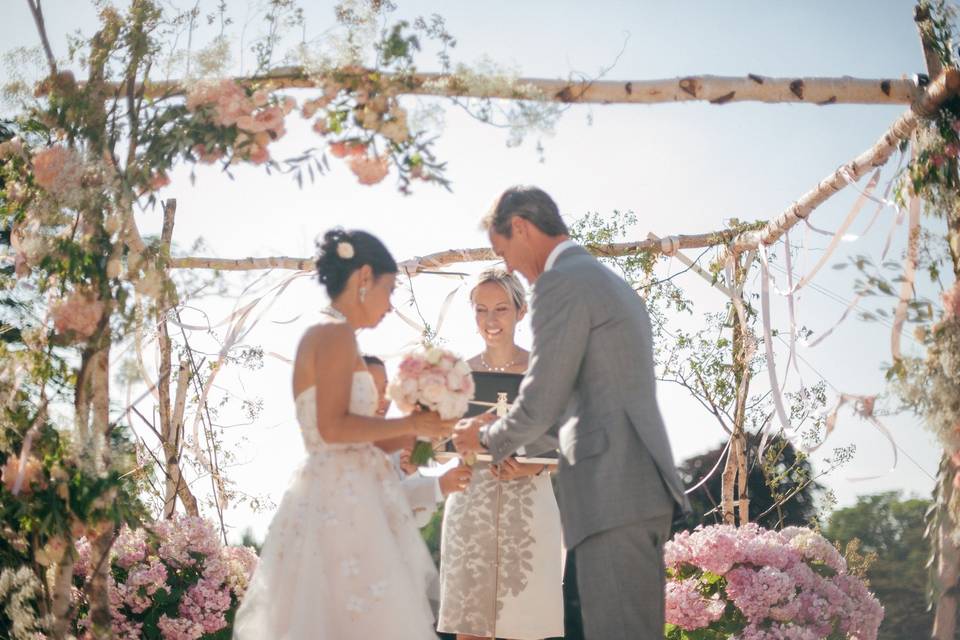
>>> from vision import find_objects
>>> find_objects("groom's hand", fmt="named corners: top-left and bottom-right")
top-left (452, 413), bottom-right (496, 454)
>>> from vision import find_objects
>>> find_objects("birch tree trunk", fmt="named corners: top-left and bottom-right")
top-left (721, 257), bottom-right (751, 525)
top-left (84, 339), bottom-right (114, 639)
top-left (48, 548), bottom-right (75, 640)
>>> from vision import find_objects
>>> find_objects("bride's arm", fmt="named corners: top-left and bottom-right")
top-left (312, 324), bottom-right (453, 443)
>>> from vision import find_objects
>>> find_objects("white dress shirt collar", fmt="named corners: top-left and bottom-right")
top-left (543, 239), bottom-right (579, 272)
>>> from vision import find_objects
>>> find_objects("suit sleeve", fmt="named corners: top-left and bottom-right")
top-left (485, 269), bottom-right (589, 463)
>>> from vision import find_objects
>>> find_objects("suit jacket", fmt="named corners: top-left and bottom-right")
top-left (485, 245), bottom-right (689, 548)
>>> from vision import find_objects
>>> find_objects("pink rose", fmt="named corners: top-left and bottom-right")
top-left (446, 370), bottom-right (465, 391)
top-left (419, 373), bottom-right (447, 405)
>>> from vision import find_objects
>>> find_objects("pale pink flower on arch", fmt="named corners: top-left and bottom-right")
top-left (51, 291), bottom-right (105, 340)
top-left (32, 145), bottom-right (84, 197)
top-left (942, 280), bottom-right (960, 320)
top-left (348, 153), bottom-right (390, 185)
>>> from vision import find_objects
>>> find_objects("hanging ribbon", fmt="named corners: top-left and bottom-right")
top-left (787, 169), bottom-right (880, 294)
top-left (802, 292), bottom-right (865, 348)
top-left (861, 150), bottom-right (905, 236)
top-left (781, 230), bottom-right (802, 387)
top-left (433, 284), bottom-right (464, 337)
top-left (891, 192), bottom-right (921, 361)
top-left (11, 403), bottom-right (47, 496)
top-left (804, 393), bottom-right (898, 481)
top-left (684, 438), bottom-right (731, 495)
top-left (758, 243), bottom-right (793, 434)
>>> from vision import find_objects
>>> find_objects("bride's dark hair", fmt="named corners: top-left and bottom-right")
top-left (315, 229), bottom-right (398, 298)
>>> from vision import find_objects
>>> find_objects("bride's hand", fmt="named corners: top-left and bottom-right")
top-left (409, 409), bottom-right (457, 438)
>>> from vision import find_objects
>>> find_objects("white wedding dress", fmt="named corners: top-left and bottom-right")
top-left (233, 371), bottom-right (439, 639)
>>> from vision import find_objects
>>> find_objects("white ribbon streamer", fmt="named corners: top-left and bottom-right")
top-left (804, 393), bottom-right (898, 481)
top-left (788, 169), bottom-right (881, 294)
top-left (758, 243), bottom-right (793, 434)
top-left (891, 192), bottom-right (921, 361)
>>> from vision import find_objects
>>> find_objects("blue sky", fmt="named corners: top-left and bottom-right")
top-left (1, 1), bottom-right (943, 540)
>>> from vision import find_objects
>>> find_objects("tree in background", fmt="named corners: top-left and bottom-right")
top-left (673, 433), bottom-right (829, 534)
top-left (825, 491), bottom-right (933, 640)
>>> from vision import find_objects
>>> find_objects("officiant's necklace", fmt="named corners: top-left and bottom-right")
top-left (480, 351), bottom-right (520, 373)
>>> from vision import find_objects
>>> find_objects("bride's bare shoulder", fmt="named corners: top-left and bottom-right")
top-left (296, 322), bottom-right (356, 357)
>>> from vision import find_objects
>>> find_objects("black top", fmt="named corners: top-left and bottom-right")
top-left (464, 371), bottom-right (525, 418)
top-left (449, 371), bottom-right (558, 461)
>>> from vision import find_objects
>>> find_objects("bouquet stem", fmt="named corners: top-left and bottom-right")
top-left (409, 438), bottom-right (434, 466)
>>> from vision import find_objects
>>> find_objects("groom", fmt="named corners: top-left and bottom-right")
top-left (454, 186), bottom-right (689, 640)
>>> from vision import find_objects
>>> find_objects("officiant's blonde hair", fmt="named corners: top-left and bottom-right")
top-left (470, 267), bottom-right (527, 312)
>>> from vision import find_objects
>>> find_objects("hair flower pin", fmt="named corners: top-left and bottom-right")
top-left (336, 241), bottom-right (355, 260)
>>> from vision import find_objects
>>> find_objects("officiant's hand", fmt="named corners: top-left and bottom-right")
top-left (452, 413), bottom-right (496, 453)
top-left (491, 457), bottom-right (545, 481)
top-left (439, 464), bottom-right (473, 496)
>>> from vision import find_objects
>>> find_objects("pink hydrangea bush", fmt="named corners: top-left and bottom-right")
top-left (663, 524), bottom-right (883, 640)
top-left (73, 515), bottom-right (257, 640)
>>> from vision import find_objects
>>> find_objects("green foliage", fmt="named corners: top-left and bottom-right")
top-left (825, 492), bottom-right (933, 640)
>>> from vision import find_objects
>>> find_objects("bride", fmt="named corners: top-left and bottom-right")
top-left (233, 229), bottom-right (456, 640)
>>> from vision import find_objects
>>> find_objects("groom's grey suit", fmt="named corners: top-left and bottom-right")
top-left (484, 243), bottom-right (689, 639)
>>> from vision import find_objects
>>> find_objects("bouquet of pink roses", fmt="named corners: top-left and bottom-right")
top-left (388, 345), bottom-right (475, 464)
top-left (663, 523), bottom-right (883, 640)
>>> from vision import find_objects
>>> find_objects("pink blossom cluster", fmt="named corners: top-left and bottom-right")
top-left (31, 145), bottom-right (84, 199)
top-left (942, 279), bottom-right (960, 321)
top-left (74, 515), bottom-right (259, 640)
top-left (347, 152), bottom-right (390, 185)
top-left (50, 291), bottom-right (105, 341)
top-left (664, 523), bottom-right (883, 639)
top-left (388, 346), bottom-right (475, 419)
top-left (185, 79), bottom-right (295, 165)
top-left (665, 578), bottom-right (726, 630)
top-left (930, 121), bottom-right (960, 168)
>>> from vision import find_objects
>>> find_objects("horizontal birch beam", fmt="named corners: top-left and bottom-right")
top-left (167, 68), bottom-right (960, 274)
top-left (729, 66), bottom-right (960, 254)
top-left (144, 67), bottom-right (920, 106)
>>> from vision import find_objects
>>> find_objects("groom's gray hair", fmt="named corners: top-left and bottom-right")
top-left (481, 185), bottom-right (569, 238)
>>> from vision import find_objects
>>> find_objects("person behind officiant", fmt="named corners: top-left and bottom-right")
top-left (437, 268), bottom-right (563, 640)
top-left (365, 355), bottom-right (473, 527)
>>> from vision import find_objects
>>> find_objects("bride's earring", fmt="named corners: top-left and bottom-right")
top-left (359, 287), bottom-right (367, 303)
